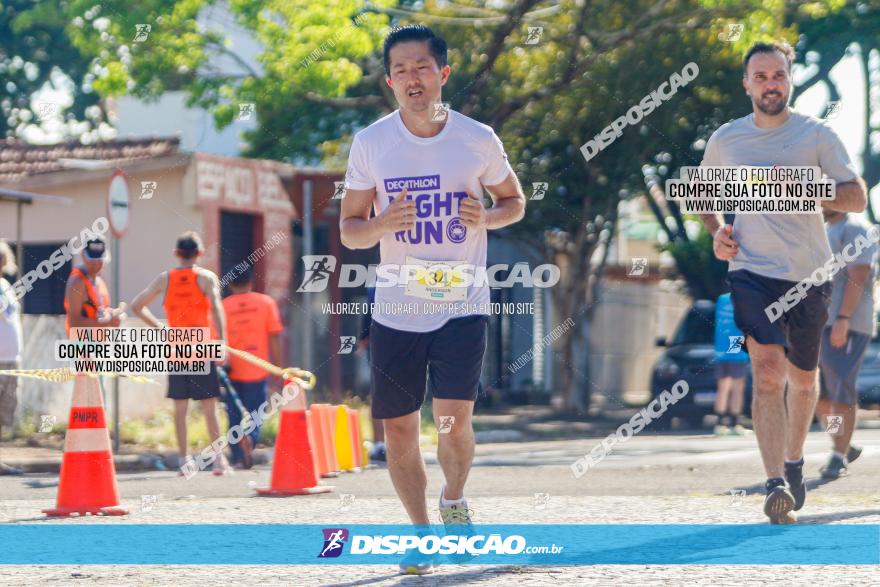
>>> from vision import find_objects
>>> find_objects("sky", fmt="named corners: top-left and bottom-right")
top-left (794, 42), bottom-right (875, 212)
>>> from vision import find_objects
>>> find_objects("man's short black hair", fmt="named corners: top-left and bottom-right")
top-left (383, 24), bottom-right (448, 76)
top-left (175, 231), bottom-right (203, 260)
top-left (743, 41), bottom-right (795, 77)
top-left (230, 267), bottom-right (252, 286)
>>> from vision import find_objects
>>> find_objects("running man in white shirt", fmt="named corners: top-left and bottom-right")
top-left (340, 24), bottom-right (525, 575)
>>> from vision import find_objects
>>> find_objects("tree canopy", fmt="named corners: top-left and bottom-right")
top-left (3, 0), bottom-right (870, 409)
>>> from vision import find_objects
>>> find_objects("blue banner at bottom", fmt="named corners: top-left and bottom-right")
top-left (0, 525), bottom-right (877, 565)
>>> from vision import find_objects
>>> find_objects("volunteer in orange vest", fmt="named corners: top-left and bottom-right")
top-left (64, 237), bottom-right (126, 337)
top-left (130, 231), bottom-right (230, 475)
top-left (221, 267), bottom-right (283, 469)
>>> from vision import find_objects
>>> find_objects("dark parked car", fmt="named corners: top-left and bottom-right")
top-left (648, 299), bottom-right (753, 430)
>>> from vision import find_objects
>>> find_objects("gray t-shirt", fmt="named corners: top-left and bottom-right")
top-left (825, 216), bottom-right (878, 336)
top-left (701, 111), bottom-right (859, 282)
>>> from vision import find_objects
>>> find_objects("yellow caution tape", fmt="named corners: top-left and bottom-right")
top-left (0, 368), bottom-right (160, 386)
top-left (224, 347), bottom-right (317, 391)
top-left (0, 347), bottom-right (316, 391)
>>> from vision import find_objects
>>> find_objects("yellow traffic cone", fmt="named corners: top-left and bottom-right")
top-left (333, 405), bottom-right (357, 472)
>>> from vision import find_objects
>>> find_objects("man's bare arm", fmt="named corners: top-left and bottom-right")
top-left (700, 213), bottom-right (739, 260)
top-left (199, 272), bottom-right (226, 341)
top-left (699, 213), bottom-right (723, 236)
top-left (340, 187), bottom-right (415, 250)
top-left (822, 179), bottom-right (868, 213)
top-left (131, 273), bottom-right (167, 328)
top-left (483, 172), bottom-right (526, 229)
top-left (340, 188), bottom-right (382, 249)
top-left (66, 277), bottom-right (120, 328)
top-left (839, 263), bottom-right (871, 318)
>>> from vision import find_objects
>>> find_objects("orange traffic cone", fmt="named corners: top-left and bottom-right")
top-left (256, 381), bottom-right (333, 496)
top-left (347, 408), bottom-right (363, 469)
top-left (318, 405), bottom-right (341, 474)
top-left (309, 404), bottom-right (338, 478)
top-left (44, 374), bottom-right (127, 517)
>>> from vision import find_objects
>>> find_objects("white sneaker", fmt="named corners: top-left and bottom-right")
top-left (439, 484), bottom-right (476, 563)
top-left (398, 559), bottom-right (434, 575)
top-left (713, 424), bottom-right (731, 436)
top-left (212, 454), bottom-right (233, 476)
top-left (439, 485), bottom-right (473, 528)
top-left (177, 455), bottom-right (195, 477)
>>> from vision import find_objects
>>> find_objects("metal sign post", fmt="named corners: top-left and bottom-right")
top-left (302, 180), bottom-right (313, 380)
top-left (107, 171), bottom-right (130, 453)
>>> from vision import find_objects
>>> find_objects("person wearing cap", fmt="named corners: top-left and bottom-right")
top-left (0, 240), bottom-right (24, 475)
top-left (131, 231), bottom-right (230, 475)
top-left (220, 267), bottom-right (283, 469)
top-left (64, 236), bottom-right (126, 337)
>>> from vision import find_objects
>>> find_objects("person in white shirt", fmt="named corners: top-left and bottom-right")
top-left (340, 24), bottom-right (525, 575)
top-left (0, 241), bottom-right (23, 475)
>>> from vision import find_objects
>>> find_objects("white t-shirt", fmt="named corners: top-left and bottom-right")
top-left (346, 109), bottom-right (514, 333)
top-left (0, 278), bottom-right (23, 363)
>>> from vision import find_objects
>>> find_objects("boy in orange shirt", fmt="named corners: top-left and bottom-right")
top-left (221, 268), bottom-right (283, 468)
top-left (131, 232), bottom-right (229, 475)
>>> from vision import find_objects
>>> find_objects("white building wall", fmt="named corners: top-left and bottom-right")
top-left (112, 1), bottom-right (263, 156)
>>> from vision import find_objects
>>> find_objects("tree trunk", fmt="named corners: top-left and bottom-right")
top-left (553, 283), bottom-right (585, 414)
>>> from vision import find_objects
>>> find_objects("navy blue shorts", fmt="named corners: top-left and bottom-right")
top-left (727, 269), bottom-right (830, 371)
top-left (369, 315), bottom-right (488, 419)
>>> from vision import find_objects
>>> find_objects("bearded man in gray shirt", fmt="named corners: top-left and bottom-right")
top-left (699, 41), bottom-right (867, 523)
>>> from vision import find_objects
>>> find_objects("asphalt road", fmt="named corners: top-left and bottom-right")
top-left (0, 429), bottom-right (877, 585)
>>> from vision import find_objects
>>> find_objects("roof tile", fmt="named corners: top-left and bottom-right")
top-left (0, 137), bottom-right (180, 182)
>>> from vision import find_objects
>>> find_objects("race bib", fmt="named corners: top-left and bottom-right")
top-left (403, 256), bottom-right (468, 302)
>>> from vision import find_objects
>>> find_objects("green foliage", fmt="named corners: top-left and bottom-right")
top-left (0, 0), bottom-right (100, 138)
top-left (660, 225), bottom-right (729, 300)
top-left (787, 1), bottom-right (880, 221)
top-left (1, 1), bottom-right (863, 409)
top-left (118, 406), bottom-right (211, 451)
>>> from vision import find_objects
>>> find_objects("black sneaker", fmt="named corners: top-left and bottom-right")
top-left (819, 455), bottom-right (848, 479)
top-left (763, 478), bottom-right (795, 524)
top-left (370, 444), bottom-right (386, 463)
top-left (784, 460), bottom-right (806, 511)
top-left (846, 445), bottom-right (862, 464)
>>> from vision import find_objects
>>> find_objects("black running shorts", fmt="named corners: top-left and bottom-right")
top-left (369, 315), bottom-right (488, 419)
top-left (727, 269), bottom-right (831, 371)
top-left (167, 362), bottom-right (221, 401)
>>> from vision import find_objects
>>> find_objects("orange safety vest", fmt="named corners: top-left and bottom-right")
top-left (163, 267), bottom-right (211, 328)
top-left (64, 266), bottom-right (111, 337)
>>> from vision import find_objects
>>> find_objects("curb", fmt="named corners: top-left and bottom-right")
top-left (5, 450), bottom-right (272, 474)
